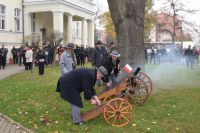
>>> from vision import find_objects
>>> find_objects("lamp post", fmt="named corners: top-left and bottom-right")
top-left (171, 1), bottom-right (176, 47)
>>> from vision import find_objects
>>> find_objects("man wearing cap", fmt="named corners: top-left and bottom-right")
top-left (102, 50), bottom-right (121, 91)
top-left (59, 43), bottom-right (76, 75)
top-left (56, 66), bottom-right (108, 126)
top-left (91, 40), bottom-right (107, 67)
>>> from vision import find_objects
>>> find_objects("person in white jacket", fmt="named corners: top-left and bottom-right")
top-left (25, 46), bottom-right (33, 70)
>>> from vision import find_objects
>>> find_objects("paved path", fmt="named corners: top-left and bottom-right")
top-left (0, 65), bottom-right (24, 80)
top-left (0, 65), bottom-right (34, 133)
top-left (0, 113), bottom-right (33, 133)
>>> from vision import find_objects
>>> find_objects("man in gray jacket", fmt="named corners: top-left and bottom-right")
top-left (59, 43), bottom-right (76, 75)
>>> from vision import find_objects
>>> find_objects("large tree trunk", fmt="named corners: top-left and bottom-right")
top-left (107, 0), bottom-right (146, 69)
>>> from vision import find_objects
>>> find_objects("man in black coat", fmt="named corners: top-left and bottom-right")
top-left (0, 44), bottom-right (8, 69)
top-left (184, 45), bottom-right (193, 69)
top-left (79, 45), bottom-right (85, 66)
top-left (11, 46), bottom-right (18, 64)
top-left (56, 66), bottom-right (108, 125)
top-left (91, 40), bottom-right (107, 67)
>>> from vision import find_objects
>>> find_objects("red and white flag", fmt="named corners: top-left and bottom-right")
top-left (123, 64), bottom-right (133, 74)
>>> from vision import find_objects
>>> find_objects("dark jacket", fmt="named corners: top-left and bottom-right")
top-left (11, 48), bottom-right (18, 55)
top-left (36, 51), bottom-right (45, 63)
top-left (184, 48), bottom-right (193, 57)
top-left (103, 56), bottom-right (120, 83)
top-left (56, 68), bottom-right (97, 108)
top-left (91, 47), bottom-right (107, 67)
top-left (0, 48), bottom-right (8, 57)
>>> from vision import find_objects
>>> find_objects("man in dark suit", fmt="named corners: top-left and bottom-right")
top-left (56, 66), bottom-right (108, 126)
top-left (91, 40), bottom-right (107, 67)
top-left (11, 46), bottom-right (18, 64)
top-left (0, 44), bottom-right (8, 69)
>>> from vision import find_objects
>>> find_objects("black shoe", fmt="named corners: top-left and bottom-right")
top-left (75, 122), bottom-right (84, 126)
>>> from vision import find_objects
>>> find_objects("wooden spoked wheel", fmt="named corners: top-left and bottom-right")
top-left (137, 72), bottom-right (152, 96)
top-left (125, 76), bottom-right (148, 106)
top-left (103, 98), bottom-right (133, 127)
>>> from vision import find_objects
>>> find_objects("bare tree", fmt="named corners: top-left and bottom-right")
top-left (24, 33), bottom-right (40, 48)
top-left (107, 0), bottom-right (146, 68)
top-left (155, 0), bottom-right (200, 45)
top-left (47, 31), bottom-right (63, 47)
top-left (94, 0), bottom-right (107, 43)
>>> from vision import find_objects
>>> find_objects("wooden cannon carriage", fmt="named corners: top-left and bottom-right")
top-left (81, 67), bottom-right (152, 127)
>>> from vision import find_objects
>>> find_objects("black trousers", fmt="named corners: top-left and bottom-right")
top-left (80, 56), bottom-right (85, 66)
top-left (38, 62), bottom-right (44, 75)
top-left (13, 54), bottom-right (18, 64)
top-left (19, 56), bottom-right (23, 66)
top-left (0, 56), bottom-right (6, 69)
top-left (26, 62), bottom-right (32, 70)
top-left (49, 54), bottom-right (54, 64)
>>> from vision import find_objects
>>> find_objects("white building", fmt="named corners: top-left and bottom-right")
top-left (0, 0), bottom-right (96, 63)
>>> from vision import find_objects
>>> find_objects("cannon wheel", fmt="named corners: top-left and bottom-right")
top-left (137, 72), bottom-right (152, 96)
top-left (103, 98), bottom-right (133, 127)
top-left (125, 76), bottom-right (149, 106)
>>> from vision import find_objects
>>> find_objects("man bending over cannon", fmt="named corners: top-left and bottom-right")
top-left (102, 50), bottom-right (121, 92)
top-left (56, 66), bottom-right (108, 126)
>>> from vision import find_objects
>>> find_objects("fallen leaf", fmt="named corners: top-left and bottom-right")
top-left (33, 123), bottom-right (38, 129)
top-left (132, 124), bottom-right (136, 126)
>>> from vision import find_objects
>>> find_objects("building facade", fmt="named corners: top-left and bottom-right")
top-left (149, 13), bottom-right (182, 43)
top-left (0, 0), bottom-right (96, 62)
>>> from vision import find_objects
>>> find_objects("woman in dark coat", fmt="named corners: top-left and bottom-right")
top-left (56, 66), bottom-right (108, 125)
top-left (36, 48), bottom-right (45, 75)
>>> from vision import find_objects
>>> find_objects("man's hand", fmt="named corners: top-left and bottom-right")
top-left (92, 95), bottom-right (101, 106)
top-left (90, 98), bottom-right (96, 105)
top-left (106, 82), bottom-right (112, 87)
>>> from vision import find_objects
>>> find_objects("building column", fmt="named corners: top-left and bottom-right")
top-left (24, 12), bottom-right (32, 36)
top-left (82, 18), bottom-right (87, 46)
top-left (52, 10), bottom-right (64, 35)
top-left (67, 14), bottom-right (73, 43)
top-left (88, 20), bottom-right (94, 47)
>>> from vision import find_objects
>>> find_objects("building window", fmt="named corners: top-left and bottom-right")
top-left (76, 22), bottom-right (79, 37)
top-left (14, 8), bottom-right (21, 31)
top-left (32, 13), bottom-right (36, 32)
top-left (0, 5), bottom-right (6, 30)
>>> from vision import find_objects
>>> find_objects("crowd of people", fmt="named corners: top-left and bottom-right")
top-left (145, 45), bottom-right (200, 69)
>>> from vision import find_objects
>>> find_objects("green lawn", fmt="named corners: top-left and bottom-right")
top-left (0, 64), bottom-right (200, 133)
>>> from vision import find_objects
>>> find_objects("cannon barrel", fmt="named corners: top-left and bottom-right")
top-left (133, 67), bottom-right (141, 76)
